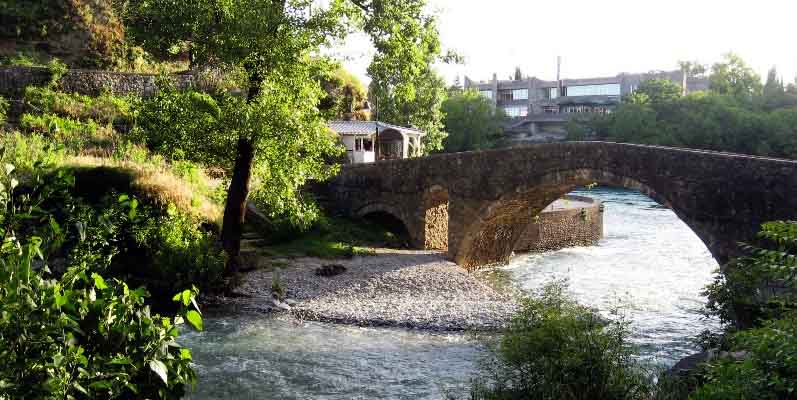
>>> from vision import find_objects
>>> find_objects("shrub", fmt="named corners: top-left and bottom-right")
top-left (18, 113), bottom-right (116, 151)
top-left (703, 221), bottom-right (797, 329)
top-left (691, 314), bottom-right (797, 400)
top-left (62, 191), bottom-right (226, 299)
top-left (24, 86), bottom-right (137, 126)
top-left (471, 282), bottom-right (651, 400)
top-left (0, 96), bottom-right (8, 124)
top-left (0, 161), bottom-right (203, 399)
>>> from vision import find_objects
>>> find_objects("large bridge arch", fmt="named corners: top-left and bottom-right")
top-left (452, 168), bottom-right (718, 269)
top-left (329, 142), bottom-right (797, 269)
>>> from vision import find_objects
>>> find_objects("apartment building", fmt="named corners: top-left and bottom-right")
top-left (464, 70), bottom-right (710, 142)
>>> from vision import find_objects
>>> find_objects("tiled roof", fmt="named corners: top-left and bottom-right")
top-left (328, 121), bottom-right (425, 136)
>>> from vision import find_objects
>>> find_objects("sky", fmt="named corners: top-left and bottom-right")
top-left (335, 0), bottom-right (797, 86)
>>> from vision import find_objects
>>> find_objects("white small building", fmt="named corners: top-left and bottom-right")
top-left (328, 121), bottom-right (425, 164)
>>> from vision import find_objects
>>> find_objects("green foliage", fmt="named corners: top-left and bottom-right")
top-left (47, 58), bottom-right (68, 88)
top-left (261, 216), bottom-right (404, 259)
top-left (64, 191), bottom-right (226, 297)
top-left (0, 161), bottom-right (203, 399)
top-left (629, 79), bottom-right (682, 105)
top-left (133, 87), bottom-right (231, 166)
top-left (24, 86), bottom-right (137, 126)
top-left (691, 314), bottom-right (797, 400)
top-left (704, 221), bottom-right (797, 329)
top-left (369, 69), bottom-right (448, 154)
top-left (364, 0), bottom-right (448, 153)
top-left (471, 281), bottom-right (651, 400)
top-left (319, 65), bottom-right (370, 121)
top-left (0, 96), bottom-right (8, 125)
top-left (565, 117), bottom-right (591, 141)
top-left (588, 90), bottom-right (797, 159)
top-left (442, 89), bottom-right (506, 152)
top-left (134, 83), bottom-right (342, 233)
top-left (709, 53), bottom-right (762, 102)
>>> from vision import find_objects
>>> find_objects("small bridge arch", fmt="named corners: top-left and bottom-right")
top-left (329, 142), bottom-right (797, 269)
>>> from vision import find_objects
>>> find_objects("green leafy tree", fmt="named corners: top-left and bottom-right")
top-left (441, 90), bottom-right (506, 152)
top-left (709, 53), bottom-right (762, 102)
top-left (124, 0), bottom-right (444, 274)
top-left (678, 60), bottom-right (707, 78)
top-left (629, 79), bottom-right (682, 105)
top-left (759, 66), bottom-right (797, 110)
top-left (318, 65), bottom-right (369, 121)
top-left (366, 0), bottom-right (448, 153)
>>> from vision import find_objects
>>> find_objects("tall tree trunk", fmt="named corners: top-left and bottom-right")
top-left (221, 75), bottom-right (262, 276)
top-left (221, 137), bottom-right (256, 276)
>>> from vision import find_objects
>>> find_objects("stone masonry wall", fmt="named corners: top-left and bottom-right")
top-left (0, 66), bottom-right (196, 99)
top-left (514, 195), bottom-right (603, 253)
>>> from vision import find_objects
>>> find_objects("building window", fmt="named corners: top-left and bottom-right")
top-left (543, 106), bottom-right (559, 114)
top-left (512, 89), bottom-right (528, 100)
top-left (480, 90), bottom-right (493, 99)
top-left (503, 106), bottom-right (528, 118)
top-left (564, 83), bottom-right (621, 97)
top-left (541, 87), bottom-right (559, 100)
top-left (355, 138), bottom-right (362, 151)
top-left (498, 90), bottom-right (513, 101)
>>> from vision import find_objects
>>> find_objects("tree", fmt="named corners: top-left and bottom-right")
top-left (124, 0), bottom-right (443, 275)
top-left (318, 65), bottom-right (369, 121)
top-left (441, 89), bottom-right (506, 152)
top-left (514, 66), bottom-right (523, 81)
top-left (678, 60), bottom-right (707, 78)
top-left (366, 1), bottom-right (449, 153)
top-left (709, 53), bottom-right (763, 101)
top-left (763, 66), bottom-right (784, 97)
top-left (629, 79), bottom-right (682, 105)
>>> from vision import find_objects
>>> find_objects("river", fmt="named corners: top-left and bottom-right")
top-left (182, 187), bottom-right (720, 399)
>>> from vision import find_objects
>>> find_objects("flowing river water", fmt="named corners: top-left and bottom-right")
top-left (182, 187), bottom-right (720, 399)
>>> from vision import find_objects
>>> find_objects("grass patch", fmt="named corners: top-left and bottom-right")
top-left (259, 216), bottom-right (404, 259)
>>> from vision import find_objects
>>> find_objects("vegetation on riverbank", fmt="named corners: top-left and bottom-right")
top-left (471, 281), bottom-right (652, 400)
top-left (0, 152), bottom-right (205, 398)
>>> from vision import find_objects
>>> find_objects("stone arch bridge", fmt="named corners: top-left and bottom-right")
top-left (327, 142), bottom-right (797, 269)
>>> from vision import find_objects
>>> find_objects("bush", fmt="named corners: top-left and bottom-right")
top-left (691, 314), bottom-right (797, 400)
top-left (471, 282), bottom-right (651, 400)
top-left (703, 221), bottom-right (797, 329)
top-left (0, 161), bottom-right (203, 399)
top-left (0, 96), bottom-right (8, 124)
top-left (62, 190), bottom-right (226, 299)
top-left (24, 86), bottom-right (137, 126)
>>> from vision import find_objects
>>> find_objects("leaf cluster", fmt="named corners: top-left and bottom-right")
top-left (472, 281), bottom-right (651, 400)
top-left (0, 160), bottom-right (203, 399)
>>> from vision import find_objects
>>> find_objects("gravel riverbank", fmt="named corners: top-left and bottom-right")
top-left (206, 249), bottom-right (520, 331)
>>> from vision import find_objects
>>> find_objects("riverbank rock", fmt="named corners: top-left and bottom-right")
top-left (315, 264), bottom-right (347, 277)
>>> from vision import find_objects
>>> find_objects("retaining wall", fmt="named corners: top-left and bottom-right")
top-left (514, 195), bottom-right (603, 253)
top-left (0, 66), bottom-right (196, 98)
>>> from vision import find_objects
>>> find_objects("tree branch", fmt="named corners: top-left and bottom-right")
top-left (348, 0), bottom-right (371, 12)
